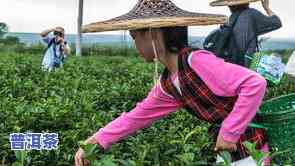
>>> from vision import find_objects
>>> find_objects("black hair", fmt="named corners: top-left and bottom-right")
top-left (229, 3), bottom-right (250, 13)
top-left (161, 26), bottom-right (188, 53)
top-left (130, 27), bottom-right (196, 54)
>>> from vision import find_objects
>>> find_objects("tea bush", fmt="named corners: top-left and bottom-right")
top-left (0, 51), bottom-right (294, 165)
top-left (0, 42), bottom-right (137, 57)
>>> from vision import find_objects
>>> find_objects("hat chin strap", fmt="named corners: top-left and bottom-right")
top-left (150, 28), bottom-right (159, 86)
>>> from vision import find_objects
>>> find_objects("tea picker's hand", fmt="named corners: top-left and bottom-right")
top-left (75, 148), bottom-right (90, 166)
top-left (215, 134), bottom-right (237, 152)
top-left (75, 135), bottom-right (97, 166)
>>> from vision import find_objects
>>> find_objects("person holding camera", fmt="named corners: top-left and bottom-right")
top-left (40, 27), bottom-right (71, 71)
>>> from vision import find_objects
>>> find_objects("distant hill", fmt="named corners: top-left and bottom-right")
top-left (7, 32), bottom-right (129, 45)
top-left (6, 32), bottom-right (295, 51)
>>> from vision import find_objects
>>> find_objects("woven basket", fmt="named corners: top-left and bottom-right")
top-left (82, 0), bottom-right (227, 33)
top-left (210, 0), bottom-right (261, 7)
top-left (258, 93), bottom-right (295, 162)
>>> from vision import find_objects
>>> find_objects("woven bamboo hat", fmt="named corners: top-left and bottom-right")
top-left (82, 0), bottom-right (227, 33)
top-left (210, 0), bottom-right (261, 7)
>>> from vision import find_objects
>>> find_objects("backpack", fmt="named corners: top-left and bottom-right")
top-left (203, 11), bottom-right (243, 61)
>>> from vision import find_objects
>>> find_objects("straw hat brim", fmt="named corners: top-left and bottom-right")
top-left (210, 0), bottom-right (261, 6)
top-left (82, 15), bottom-right (227, 33)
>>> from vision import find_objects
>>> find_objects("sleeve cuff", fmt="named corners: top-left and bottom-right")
top-left (94, 131), bottom-right (108, 150)
top-left (219, 127), bottom-right (241, 143)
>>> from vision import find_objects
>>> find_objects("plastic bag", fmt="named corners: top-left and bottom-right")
top-left (250, 52), bottom-right (285, 85)
top-left (286, 51), bottom-right (295, 77)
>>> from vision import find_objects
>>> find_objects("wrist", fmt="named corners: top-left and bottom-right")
top-left (219, 127), bottom-right (240, 143)
top-left (85, 135), bottom-right (97, 144)
top-left (264, 7), bottom-right (271, 13)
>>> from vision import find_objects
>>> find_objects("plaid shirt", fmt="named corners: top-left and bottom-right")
top-left (160, 48), bottom-right (267, 161)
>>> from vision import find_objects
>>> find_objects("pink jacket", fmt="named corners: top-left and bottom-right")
top-left (94, 50), bottom-right (267, 151)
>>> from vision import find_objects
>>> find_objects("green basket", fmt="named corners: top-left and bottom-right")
top-left (257, 93), bottom-right (295, 162)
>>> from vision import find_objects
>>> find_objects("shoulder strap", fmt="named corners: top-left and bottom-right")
top-left (229, 11), bottom-right (244, 52)
top-left (227, 11), bottom-right (244, 48)
top-left (230, 11), bottom-right (244, 29)
top-left (44, 38), bottom-right (55, 55)
top-left (46, 38), bottom-right (59, 59)
top-left (233, 11), bottom-right (259, 55)
top-left (47, 38), bottom-right (55, 50)
top-left (246, 15), bottom-right (259, 52)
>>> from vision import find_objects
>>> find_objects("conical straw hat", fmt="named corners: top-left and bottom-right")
top-left (82, 0), bottom-right (227, 33)
top-left (210, 0), bottom-right (261, 7)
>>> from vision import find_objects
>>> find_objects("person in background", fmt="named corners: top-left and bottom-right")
top-left (210, 0), bottom-right (282, 67)
top-left (40, 26), bottom-right (71, 71)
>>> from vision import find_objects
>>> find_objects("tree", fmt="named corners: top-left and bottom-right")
top-left (3, 36), bottom-right (20, 45)
top-left (0, 22), bottom-right (8, 38)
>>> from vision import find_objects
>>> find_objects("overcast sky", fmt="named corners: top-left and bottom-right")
top-left (1, 0), bottom-right (294, 39)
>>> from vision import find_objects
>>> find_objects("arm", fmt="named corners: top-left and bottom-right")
top-left (189, 51), bottom-right (267, 144)
top-left (87, 83), bottom-right (180, 149)
top-left (219, 75), bottom-right (266, 143)
top-left (40, 28), bottom-right (55, 44)
top-left (252, 0), bottom-right (282, 35)
top-left (75, 83), bottom-right (180, 165)
top-left (40, 28), bottom-right (55, 38)
top-left (262, 0), bottom-right (275, 16)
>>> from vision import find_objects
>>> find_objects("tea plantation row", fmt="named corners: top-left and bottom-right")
top-left (0, 52), bottom-right (294, 165)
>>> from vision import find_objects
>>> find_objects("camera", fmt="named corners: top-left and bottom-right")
top-left (53, 31), bottom-right (63, 37)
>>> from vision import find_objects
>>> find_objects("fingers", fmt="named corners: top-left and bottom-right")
top-left (229, 144), bottom-right (237, 152)
top-left (75, 149), bottom-right (86, 166)
top-left (78, 156), bottom-right (84, 166)
top-left (215, 134), bottom-right (237, 152)
top-left (74, 153), bottom-right (80, 166)
top-left (75, 151), bottom-right (81, 166)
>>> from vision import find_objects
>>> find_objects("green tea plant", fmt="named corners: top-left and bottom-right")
top-left (12, 150), bottom-right (27, 166)
top-left (243, 142), bottom-right (269, 166)
top-left (217, 151), bottom-right (232, 166)
top-left (1, 50), bottom-right (294, 165)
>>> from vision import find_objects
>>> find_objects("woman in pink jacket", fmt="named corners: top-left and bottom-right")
top-left (76, 0), bottom-right (269, 165)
